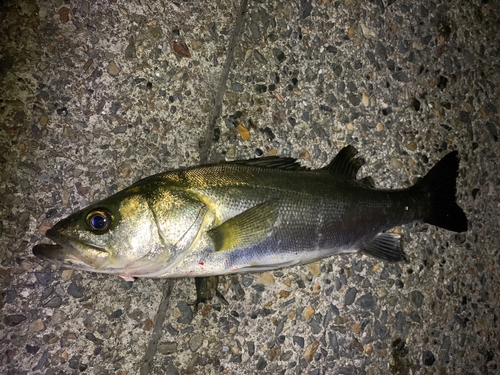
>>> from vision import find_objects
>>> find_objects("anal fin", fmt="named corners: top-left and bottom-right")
top-left (235, 259), bottom-right (300, 273)
top-left (362, 232), bottom-right (405, 262)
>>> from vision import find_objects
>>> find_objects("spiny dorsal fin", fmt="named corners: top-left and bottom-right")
top-left (208, 200), bottom-right (279, 252)
top-left (322, 145), bottom-right (364, 179)
top-left (227, 156), bottom-right (309, 171)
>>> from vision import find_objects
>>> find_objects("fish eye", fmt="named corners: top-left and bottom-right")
top-left (86, 210), bottom-right (112, 232)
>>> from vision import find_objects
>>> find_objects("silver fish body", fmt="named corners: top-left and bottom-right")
top-left (33, 146), bottom-right (467, 280)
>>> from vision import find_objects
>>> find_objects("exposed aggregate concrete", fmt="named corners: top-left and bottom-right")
top-left (1, 0), bottom-right (499, 374)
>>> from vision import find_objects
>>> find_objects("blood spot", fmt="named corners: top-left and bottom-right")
top-left (199, 262), bottom-right (204, 266)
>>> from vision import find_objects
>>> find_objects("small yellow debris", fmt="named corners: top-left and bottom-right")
top-left (288, 310), bottom-right (296, 320)
top-left (40, 116), bottom-right (48, 126)
top-left (172, 311), bottom-right (182, 318)
top-left (61, 269), bottom-right (73, 281)
top-left (49, 336), bottom-right (58, 344)
top-left (362, 93), bottom-right (370, 107)
top-left (229, 326), bottom-right (238, 334)
top-left (376, 123), bottom-right (384, 131)
top-left (29, 319), bottom-right (44, 332)
top-left (279, 290), bottom-right (291, 299)
top-left (245, 49), bottom-right (253, 60)
top-left (352, 323), bottom-right (361, 334)
top-left (61, 350), bottom-right (68, 359)
top-left (107, 61), bottom-right (120, 76)
top-left (365, 344), bottom-right (373, 355)
top-left (58, 7), bottom-right (70, 23)
top-left (299, 148), bottom-right (310, 159)
top-left (347, 123), bottom-right (354, 131)
top-left (407, 142), bottom-right (417, 151)
top-left (348, 27), bottom-right (355, 38)
top-left (360, 22), bottom-right (376, 37)
top-left (304, 341), bottom-right (319, 362)
top-left (144, 318), bottom-right (153, 331)
top-left (266, 149), bottom-right (278, 156)
top-left (237, 124), bottom-right (250, 141)
top-left (192, 40), bottom-right (202, 50)
top-left (200, 304), bottom-right (212, 317)
top-left (372, 263), bottom-right (380, 272)
top-left (308, 261), bottom-right (321, 277)
top-left (258, 273), bottom-right (275, 285)
top-left (83, 59), bottom-right (93, 71)
top-left (231, 346), bottom-right (240, 355)
top-left (310, 282), bottom-right (321, 297)
top-left (274, 91), bottom-right (284, 102)
top-left (303, 306), bottom-right (315, 320)
top-left (378, 288), bottom-right (389, 299)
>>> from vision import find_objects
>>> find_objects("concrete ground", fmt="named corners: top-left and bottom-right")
top-left (1, 0), bottom-right (499, 374)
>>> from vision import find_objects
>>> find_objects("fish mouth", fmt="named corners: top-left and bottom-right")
top-left (33, 243), bottom-right (69, 263)
top-left (33, 229), bottom-right (107, 268)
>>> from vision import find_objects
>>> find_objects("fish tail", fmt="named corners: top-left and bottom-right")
top-left (412, 151), bottom-right (468, 232)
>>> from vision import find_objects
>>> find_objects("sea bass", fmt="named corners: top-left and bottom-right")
top-left (33, 146), bottom-right (467, 283)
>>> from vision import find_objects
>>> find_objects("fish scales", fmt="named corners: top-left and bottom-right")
top-left (152, 164), bottom-right (417, 277)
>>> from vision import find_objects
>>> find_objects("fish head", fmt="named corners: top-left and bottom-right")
top-left (33, 186), bottom-right (168, 277)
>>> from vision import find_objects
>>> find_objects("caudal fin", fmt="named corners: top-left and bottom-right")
top-left (413, 151), bottom-right (468, 232)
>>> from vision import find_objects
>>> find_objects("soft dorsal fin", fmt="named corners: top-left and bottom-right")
top-left (322, 145), bottom-right (364, 179)
top-left (360, 176), bottom-right (375, 188)
top-left (227, 156), bottom-right (309, 171)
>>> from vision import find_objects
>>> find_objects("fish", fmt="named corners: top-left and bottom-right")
top-left (33, 146), bottom-right (467, 290)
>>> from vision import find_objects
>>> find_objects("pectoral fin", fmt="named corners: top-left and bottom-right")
top-left (208, 200), bottom-right (279, 252)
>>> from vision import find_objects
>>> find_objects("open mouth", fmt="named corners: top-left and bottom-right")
top-left (32, 229), bottom-right (106, 267)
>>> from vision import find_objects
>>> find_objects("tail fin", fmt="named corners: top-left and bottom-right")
top-left (412, 151), bottom-right (468, 232)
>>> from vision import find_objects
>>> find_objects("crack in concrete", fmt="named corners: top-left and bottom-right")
top-left (140, 0), bottom-right (249, 372)
top-left (140, 279), bottom-right (174, 375)
top-left (199, 0), bottom-right (249, 164)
